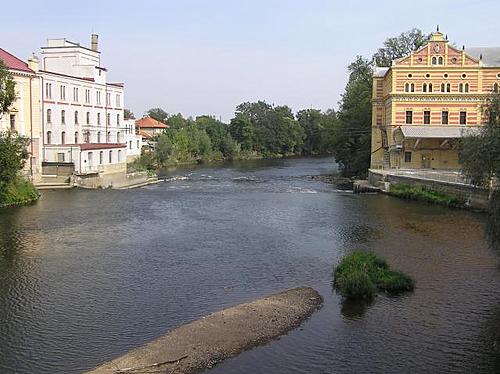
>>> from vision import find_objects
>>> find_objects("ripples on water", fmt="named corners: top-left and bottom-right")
top-left (0, 157), bottom-right (499, 374)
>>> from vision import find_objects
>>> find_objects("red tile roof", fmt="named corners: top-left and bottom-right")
top-left (135, 116), bottom-right (169, 129)
top-left (79, 143), bottom-right (127, 151)
top-left (0, 48), bottom-right (34, 73)
top-left (138, 130), bottom-right (153, 139)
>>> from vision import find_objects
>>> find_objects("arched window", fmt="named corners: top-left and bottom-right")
top-left (74, 131), bottom-right (79, 144)
top-left (429, 83), bottom-right (433, 93)
top-left (47, 109), bottom-right (52, 123)
top-left (432, 56), bottom-right (437, 65)
top-left (97, 131), bottom-right (101, 143)
top-left (109, 150), bottom-right (113, 163)
top-left (441, 83), bottom-right (446, 93)
top-left (459, 83), bottom-right (464, 93)
top-left (404, 83), bottom-right (410, 92)
top-left (410, 83), bottom-right (415, 92)
top-left (61, 131), bottom-right (66, 145)
top-left (84, 131), bottom-right (90, 143)
top-left (99, 151), bottom-right (103, 164)
top-left (61, 110), bottom-right (66, 124)
top-left (446, 83), bottom-right (451, 93)
top-left (86, 112), bottom-right (90, 124)
top-left (107, 113), bottom-right (111, 126)
top-left (74, 111), bottom-right (79, 124)
top-left (46, 131), bottom-right (52, 144)
top-left (438, 56), bottom-right (444, 65)
top-left (97, 113), bottom-right (101, 125)
top-left (423, 83), bottom-right (427, 93)
top-left (465, 83), bottom-right (469, 93)
top-left (494, 83), bottom-right (499, 93)
top-left (118, 150), bottom-right (122, 162)
top-left (117, 132), bottom-right (121, 143)
top-left (107, 131), bottom-right (111, 142)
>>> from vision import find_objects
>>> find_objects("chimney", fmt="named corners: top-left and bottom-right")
top-left (27, 53), bottom-right (39, 72)
top-left (91, 34), bottom-right (99, 52)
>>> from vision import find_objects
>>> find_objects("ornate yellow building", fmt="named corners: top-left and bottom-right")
top-left (371, 30), bottom-right (500, 170)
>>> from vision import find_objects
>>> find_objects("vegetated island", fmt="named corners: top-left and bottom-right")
top-left (86, 287), bottom-right (322, 374)
top-left (334, 251), bottom-right (415, 300)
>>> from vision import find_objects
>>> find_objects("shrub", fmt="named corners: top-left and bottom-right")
top-left (334, 251), bottom-right (415, 300)
top-left (388, 184), bottom-right (465, 208)
top-left (0, 177), bottom-right (39, 207)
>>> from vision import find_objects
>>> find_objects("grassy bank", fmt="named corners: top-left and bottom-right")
top-left (334, 251), bottom-right (415, 300)
top-left (0, 178), bottom-right (40, 208)
top-left (388, 183), bottom-right (466, 208)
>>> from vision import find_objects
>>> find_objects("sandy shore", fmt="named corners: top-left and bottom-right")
top-left (85, 287), bottom-right (322, 374)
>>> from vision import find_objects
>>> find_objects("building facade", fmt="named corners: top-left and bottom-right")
top-left (40, 35), bottom-right (129, 174)
top-left (123, 119), bottom-right (142, 162)
top-left (0, 48), bottom-right (42, 181)
top-left (371, 30), bottom-right (500, 170)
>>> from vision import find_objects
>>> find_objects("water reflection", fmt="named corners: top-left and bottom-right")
top-left (340, 298), bottom-right (372, 320)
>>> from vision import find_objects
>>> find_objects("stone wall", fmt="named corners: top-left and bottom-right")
top-left (369, 170), bottom-right (489, 210)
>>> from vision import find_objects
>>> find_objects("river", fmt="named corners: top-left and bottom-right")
top-left (0, 157), bottom-right (499, 373)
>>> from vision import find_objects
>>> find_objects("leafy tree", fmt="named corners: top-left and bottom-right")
top-left (229, 114), bottom-right (255, 151)
top-left (0, 132), bottom-right (29, 197)
top-left (0, 61), bottom-right (16, 116)
top-left (373, 28), bottom-right (429, 67)
top-left (196, 116), bottom-right (228, 153)
top-left (146, 108), bottom-right (169, 123)
top-left (460, 92), bottom-right (500, 197)
top-left (167, 113), bottom-right (187, 129)
top-left (124, 109), bottom-right (135, 120)
top-left (333, 57), bottom-right (373, 177)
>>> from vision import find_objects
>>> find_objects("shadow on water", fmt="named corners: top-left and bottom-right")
top-left (339, 297), bottom-right (373, 320)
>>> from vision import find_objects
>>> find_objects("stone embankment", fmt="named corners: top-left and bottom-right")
top-left (86, 287), bottom-right (322, 374)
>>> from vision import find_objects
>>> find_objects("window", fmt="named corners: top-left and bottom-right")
top-left (129, 140), bottom-right (132, 149)
top-left (97, 131), bottom-right (102, 143)
top-left (116, 94), bottom-right (120, 107)
top-left (432, 56), bottom-right (437, 65)
top-left (74, 111), bottom-right (79, 124)
top-left (60, 85), bottom-right (66, 100)
top-left (84, 131), bottom-right (90, 143)
top-left (423, 83), bottom-right (427, 92)
top-left (57, 153), bottom-right (65, 162)
top-left (99, 151), bottom-right (103, 165)
top-left (405, 110), bottom-right (413, 124)
top-left (106, 93), bottom-right (111, 106)
top-left (85, 89), bottom-right (91, 104)
top-left (404, 83), bottom-right (409, 92)
top-left (494, 83), bottom-right (499, 93)
top-left (410, 83), bottom-right (415, 92)
top-left (86, 112), bottom-right (90, 124)
top-left (446, 83), bottom-right (451, 93)
top-left (118, 150), bottom-right (122, 162)
top-left (74, 131), bottom-right (79, 144)
top-left (61, 131), bottom-right (66, 145)
top-left (460, 111), bottom-right (467, 125)
top-left (109, 150), bottom-right (112, 163)
top-left (441, 83), bottom-right (446, 93)
top-left (404, 152), bottom-right (412, 163)
top-left (117, 132), bottom-right (121, 142)
top-left (45, 83), bottom-right (52, 99)
top-left (96, 91), bottom-right (101, 105)
top-left (137, 140), bottom-right (140, 149)
top-left (459, 83), bottom-right (464, 93)
top-left (424, 111), bottom-right (431, 125)
top-left (107, 113), bottom-right (111, 126)
top-left (429, 83), bottom-right (433, 92)
top-left (107, 131), bottom-right (111, 142)
top-left (465, 83), bottom-right (469, 93)
top-left (97, 113), bottom-right (101, 125)
top-left (47, 109), bottom-right (52, 123)
top-left (73, 87), bottom-right (79, 102)
top-left (442, 111), bottom-right (449, 125)
top-left (9, 114), bottom-right (15, 131)
top-left (47, 131), bottom-right (52, 144)
top-left (117, 114), bottom-right (120, 126)
top-left (61, 110), bottom-right (66, 124)
top-left (438, 56), bottom-right (444, 65)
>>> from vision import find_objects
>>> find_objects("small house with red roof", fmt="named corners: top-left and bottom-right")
top-left (135, 116), bottom-right (169, 141)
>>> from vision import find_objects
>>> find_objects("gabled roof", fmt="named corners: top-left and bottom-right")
top-left (0, 48), bottom-right (33, 73)
top-left (465, 47), bottom-right (500, 67)
top-left (135, 116), bottom-right (169, 129)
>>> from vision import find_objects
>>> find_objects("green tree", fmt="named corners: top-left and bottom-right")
top-left (124, 109), bottom-right (135, 120)
top-left (196, 115), bottom-right (228, 153)
top-left (229, 114), bottom-right (255, 151)
top-left (333, 57), bottom-right (373, 177)
top-left (373, 28), bottom-right (429, 67)
top-left (0, 133), bottom-right (29, 197)
top-left (460, 92), bottom-right (500, 197)
top-left (0, 61), bottom-right (16, 115)
top-left (146, 108), bottom-right (169, 123)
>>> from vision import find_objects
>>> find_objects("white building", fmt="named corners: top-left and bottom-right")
top-left (40, 35), bottom-right (130, 174)
top-left (124, 119), bottom-right (142, 162)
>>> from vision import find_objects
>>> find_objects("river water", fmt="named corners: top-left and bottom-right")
top-left (0, 157), bottom-right (499, 374)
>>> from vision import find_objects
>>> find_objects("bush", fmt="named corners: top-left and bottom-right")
top-left (388, 184), bottom-right (465, 208)
top-left (334, 251), bottom-right (415, 300)
top-left (0, 178), bottom-right (39, 207)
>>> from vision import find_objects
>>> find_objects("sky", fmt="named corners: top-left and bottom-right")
top-left (2, 0), bottom-right (500, 121)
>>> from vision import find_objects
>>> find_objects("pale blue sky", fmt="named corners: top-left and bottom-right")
top-left (2, 0), bottom-right (500, 120)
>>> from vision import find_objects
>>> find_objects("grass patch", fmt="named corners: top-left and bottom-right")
top-left (334, 251), bottom-right (415, 300)
top-left (388, 183), bottom-right (465, 208)
top-left (0, 178), bottom-right (40, 208)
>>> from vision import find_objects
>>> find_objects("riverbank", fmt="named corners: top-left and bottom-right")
top-left (0, 178), bottom-right (40, 208)
top-left (86, 287), bottom-right (322, 374)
